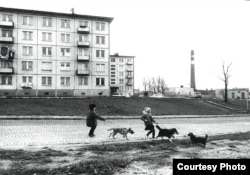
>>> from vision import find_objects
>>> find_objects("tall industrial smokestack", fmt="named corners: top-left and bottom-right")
top-left (190, 50), bottom-right (196, 91)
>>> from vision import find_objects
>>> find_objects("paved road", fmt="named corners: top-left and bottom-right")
top-left (0, 116), bottom-right (250, 149)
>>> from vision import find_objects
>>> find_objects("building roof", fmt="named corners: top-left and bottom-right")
top-left (0, 6), bottom-right (114, 23)
top-left (110, 54), bottom-right (135, 58)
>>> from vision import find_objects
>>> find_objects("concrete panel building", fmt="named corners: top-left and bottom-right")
top-left (109, 53), bottom-right (135, 96)
top-left (0, 7), bottom-right (113, 97)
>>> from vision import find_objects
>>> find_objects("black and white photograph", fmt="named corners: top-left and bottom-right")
top-left (0, 0), bottom-right (250, 174)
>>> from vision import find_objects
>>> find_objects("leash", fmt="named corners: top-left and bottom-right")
top-left (107, 120), bottom-right (125, 128)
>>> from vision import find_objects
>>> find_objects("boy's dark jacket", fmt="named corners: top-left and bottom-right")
top-left (86, 111), bottom-right (105, 127)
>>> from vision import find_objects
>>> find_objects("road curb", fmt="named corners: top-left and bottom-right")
top-left (0, 114), bottom-right (249, 120)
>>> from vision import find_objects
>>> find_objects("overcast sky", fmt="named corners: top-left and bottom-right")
top-left (1, 0), bottom-right (250, 90)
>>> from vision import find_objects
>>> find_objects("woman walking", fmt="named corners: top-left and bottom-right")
top-left (141, 107), bottom-right (157, 139)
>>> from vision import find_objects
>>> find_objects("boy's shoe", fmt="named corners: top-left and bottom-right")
top-left (89, 134), bottom-right (95, 137)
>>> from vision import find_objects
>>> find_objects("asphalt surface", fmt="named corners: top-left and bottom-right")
top-left (0, 116), bottom-right (250, 149)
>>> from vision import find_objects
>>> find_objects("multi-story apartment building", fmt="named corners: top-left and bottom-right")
top-left (110, 53), bottom-right (135, 96)
top-left (0, 7), bottom-right (113, 97)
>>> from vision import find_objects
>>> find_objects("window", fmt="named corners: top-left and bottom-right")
top-left (79, 34), bottom-right (88, 42)
top-left (42, 77), bottom-right (52, 86)
top-left (111, 67), bottom-right (115, 70)
top-left (96, 50), bottom-right (105, 58)
top-left (127, 58), bottom-right (132, 63)
top-left (42, 32), bottom-right (52, 42)
top-left (96, 36), bottom-right (105, 44)
top-left (2, 14), bottom-right (13, 22)
top-left (78, 49), bottom-right (89, 56)
top-left (61, 19), bottom-right (70, 28)
top-left (23, 31), bottom-right (33, 40)
top-left (119, 79), bottom-right (124, 84)
top-left (96, 22), bottom-right (105, 30)
top-left (111, 75), bottom-right (115, 77)
top-left (120, 86), bottom-right (123, 90)
top-left (42, 62), bottom-right (52, 71)
top-left (61, 34), bottom-right (70, 43)
top-left (60, 62), bottom-right (70, 71)
top-left (127, 72), bottom-right (132, 76)
top-left (80, 21), bottom-right (88, 27)
top-left (78, 63), bottom-right (88, 71)
top-left (119, 65), bottom-right (124, 69)
top-left (60, 48), bottom-right (70, 56)
top-left (0, 61), bottom-right (12, 68)
top-left (96, 64), bottom-right (105, 72)
top-left (119, 58), bottom-right (124, 63)
top-left (96, 78), bottom-right (105, 86)
top-left (2, 30), bottom-right (12, 37)
top-left (111, 72), bottom-right (115, 74)
top-left (111, 58), bottom-right (115, 62)
top-left (42, 47), bottom-right (52, 56)
top-left (60, 77), bottom-right (70, 86)
top-left (1, 76), bottom-right (12, 85)
top-left (119, 72), bottom-right (124, 77)
top-left (23, 16), bottom-right (33, 25)
top-left (22, 76), bottom-right (33, 83)
top-left (79, 77), bottom-right (88, 86)
top-left (42, 17), bottom-right (52, 27)
top-left (22, 46), bottom-right (33, 56)
top-left (22, 61), bottom-right (33, 70)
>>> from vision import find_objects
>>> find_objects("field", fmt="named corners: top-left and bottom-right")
top-left (0, 97), bottom-right (242, 116)
top-left (1, 131), bottom-right (250, 175)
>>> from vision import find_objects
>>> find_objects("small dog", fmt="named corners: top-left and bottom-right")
top-left (156, 125), bottom-right (179, 142)
top-left (188, 132), bottom-right (208, 148)
top-left (108, 128), bottom-right (134, 140)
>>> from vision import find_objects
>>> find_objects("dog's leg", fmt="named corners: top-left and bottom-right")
top-left (109, 132), bottom-right (113, 138)
top-left (112, 132), bottom-right (116, 139)
top-left (169, 138), bottom-right (173, 142)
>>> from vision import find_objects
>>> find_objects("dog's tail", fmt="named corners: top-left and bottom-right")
top-left (156, 125), bottom-right (161, 130)
top-left (107, 128), bottom-right (113, 131)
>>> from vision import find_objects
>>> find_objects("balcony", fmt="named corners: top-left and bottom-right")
top-left (21, 83), bottom-right (33, 89)
top-left (0, 36), bottom-right (14, 44)
top-left (126, 69), bottom-right (133, 72)
top-left (126, 62), bottom-right (133, 65)
top-left (77, 41), bottom-right (90, 48)
top-left (78, 26), bottom-right (90, 34)
top-left (126, 82), bottom-right (133, 86)
top-left (77, 55), bottom-right (90, 62)
top-left (126, 75), bottom-right (133, 79)
top-left (0, 21), bottom-right (14, 28)
top-left (0, 67), bottom-right (14, 74)
top-left (76, 70), bottom-right (90, 76)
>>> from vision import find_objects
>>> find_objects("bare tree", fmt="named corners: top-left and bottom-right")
top-left (142, 77), bottom-right (148, 91)
top-left (159, 78), bottom-right (168, 94)
top-left (219, 61), bottom-right (232, 103)
top-left (151, 77), bottom-right (157, 94)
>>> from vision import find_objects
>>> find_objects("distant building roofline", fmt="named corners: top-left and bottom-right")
top-left (0, 6), bottom-right (114, 23)
top-left (110, 54), bottom-right (135, 58)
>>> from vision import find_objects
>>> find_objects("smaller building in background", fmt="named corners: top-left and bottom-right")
top-left (215, 88), bottom-right (249, 100)
top-left (110, 53), bottom-right (135, 96)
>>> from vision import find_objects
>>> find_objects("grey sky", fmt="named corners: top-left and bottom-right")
top-left (1, 0), bottom-right (250, 90)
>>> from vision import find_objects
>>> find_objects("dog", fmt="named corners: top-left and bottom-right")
top-left (156, 125), bottom-right (179, 142)
top-left (108, 128), bottom-right (134, 140)
top-left (188, 132), bottom-right (208, 148)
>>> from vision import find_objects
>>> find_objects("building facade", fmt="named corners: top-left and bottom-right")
top-left (109, 54), bottom-right (135, 96)
top-left (0, 7), bottom-right (113, 97)
top-left (215, 88), bottom-right (249, 100)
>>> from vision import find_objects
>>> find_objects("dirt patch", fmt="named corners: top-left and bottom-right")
top-left (0, 131), bottom-right (250, 175)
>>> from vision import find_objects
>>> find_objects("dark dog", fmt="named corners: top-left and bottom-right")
top-left (156, 125), bottom-right (179, 142)
top-left (108, 128), bottom-right (134, 140)
top-left (188, 132), bottom-right (208, 148)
